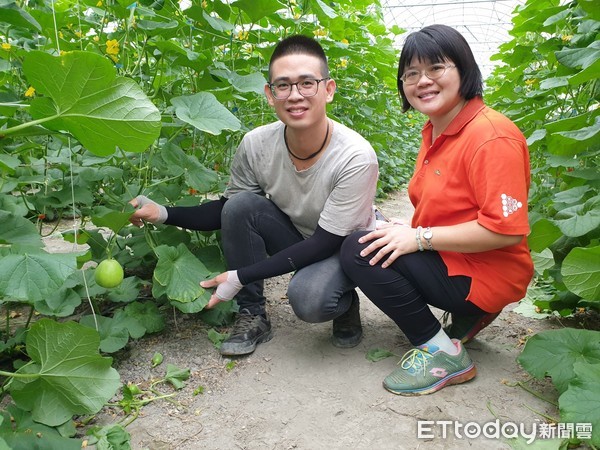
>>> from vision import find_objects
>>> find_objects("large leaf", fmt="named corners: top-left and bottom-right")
top-left (91, 205), bottom-right (135, 234)
top-left (0, 0), bottom-right (41, 31)
top-left (555, 40), bottom-right (600, 69)
top-left (122, 301), bottom-right (165, 334)
top-left (0, 251), bottom-right (77, 302)
top-left (551, 196), bottom-right (600, 237)
top-left (22, 51), bottom-right (161, 156)
top-left (559, 362), bottom-right (600, 447)
top-left (0, 211), bottom-right (43, 247)
top-left (528, 218), bottom-right (562, 252)
top-left (152, 244), bottom-right (210, 303)
top-left (562, 246), bottom-right (600, 301)
top-left (517, 328), bottom-right (600, 394)
top-left (0, 404), bottom-right (81, 450)
top-left (171, 92), bottom-right (241, 135)
top-left (10, 319), bottom-right (121, 427)
top-left (231, 0), bottom-right (285, 22)
top-left (80, 315), bottom-right (130, 353)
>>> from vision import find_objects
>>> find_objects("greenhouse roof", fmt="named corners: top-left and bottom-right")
top-left (382, 0), bottom-right (526, 79)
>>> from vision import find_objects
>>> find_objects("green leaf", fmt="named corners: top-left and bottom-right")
top-left (0, 0), bottom-right (41, 31)
top-left (0, 403), bottom-right (81, 450)
top-left (10, 319), bottom-right (121, 427)
top-left (22, 51), bottom-right (161, 156)
top-left (555, 40), bottom-right (600, 69)
top-left (552, 196), bottom-right (600, 237)
top-left (165, 363), bottom-right (190, 390)
top-left (171, 92), bottom-right (241, 135)
top-left (112, 309), bottom-right (147, 339)
top-left (0, 251), bottom-right (77, 302)
top-left (34, 287), bottom-right (82, 317)
top-left (517, 328), bottom-right (600, 394)
top-left (80, 315), bottom-right (130, 353)
top-left (153, 244), bottom-right (210, 303)
top-left (528, 218), bottom-right (562, 252)
top-left (91, 205), bottom-right (135, 234)
top-left (123, 301), bottom-right (165, 334)
top-left (366, 348), bottom-right (396, 362)
top-left (231, 0), bottom-right (285, 22)
top-left (531, 248), bottom-right (555, 274)
top-left (562, 246), bottom-right (600, 301)
top-left (559, 362), bottom-right (600, 446)
top-left (0, 211), bottom-right (43, 246)
top-left (202, 10), bottom-right (234, 31)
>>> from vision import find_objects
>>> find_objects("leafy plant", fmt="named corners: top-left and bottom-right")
top-left (486, 0), bottom-right (600, 316)
top-left (517, 328), bottom-right (600, 447)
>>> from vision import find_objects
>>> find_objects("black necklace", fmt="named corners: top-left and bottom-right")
top-left (284, 121), bottom-right (330, 161)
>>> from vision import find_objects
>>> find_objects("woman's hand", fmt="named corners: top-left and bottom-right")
top-left (358, 225), bottom-right (418, 268)
top-left (200, 270), bottom-right (243, 309)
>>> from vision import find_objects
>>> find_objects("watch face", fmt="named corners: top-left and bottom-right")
top-left (423, 230), bottom-right (433, 239)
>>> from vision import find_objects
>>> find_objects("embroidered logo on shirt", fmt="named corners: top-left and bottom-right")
top-left (501, 193), bottom-right (523, 217)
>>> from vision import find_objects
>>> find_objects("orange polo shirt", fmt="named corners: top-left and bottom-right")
top-left (408, 97), bottom-right (534, 312)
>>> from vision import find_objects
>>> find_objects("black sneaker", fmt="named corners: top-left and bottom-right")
top-left (331, 291), bottom-right (363, 348)
top-left (220, 309), bottom-right (273, 356)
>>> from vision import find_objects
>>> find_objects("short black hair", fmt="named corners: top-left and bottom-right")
top-left (397, 24), bottom-right (483, 112)
top-left (268, 35), bottom-right (329, 81)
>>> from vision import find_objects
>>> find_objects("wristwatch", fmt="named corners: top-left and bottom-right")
top-left (422, 227), bottom-right (434, 251)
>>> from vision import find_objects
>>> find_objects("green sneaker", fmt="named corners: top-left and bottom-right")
top-left (443, 311), bottom-right (501, 344)
top-left (383, 341), bottom-right (477, 396)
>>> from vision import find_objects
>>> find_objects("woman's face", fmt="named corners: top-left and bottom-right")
top-left (401, 58), bottom-right (463, 121)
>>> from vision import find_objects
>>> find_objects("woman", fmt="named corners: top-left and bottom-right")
top-left (340, 24), bottom-right (533, 396)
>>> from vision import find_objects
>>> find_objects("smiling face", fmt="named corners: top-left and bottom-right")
top-left (265, 53), bottom-right (335, 132)
top-left (401, 58), bottom-right (464, 123)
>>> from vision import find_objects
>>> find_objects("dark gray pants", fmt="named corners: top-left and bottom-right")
top-left (221, 192), bottom-right (355, 321)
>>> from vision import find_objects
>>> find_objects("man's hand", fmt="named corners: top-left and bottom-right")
top-left (129, 195), bottom-right (167, 227)
top-left (200, 270), bottom-right (243, 309)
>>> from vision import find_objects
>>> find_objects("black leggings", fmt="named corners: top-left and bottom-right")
top-left (340, 230), bottom-right (486, 346)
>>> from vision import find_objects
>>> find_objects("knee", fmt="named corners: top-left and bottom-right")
top-left (340, 231), bottom-right (369, 275)
top-left (221, 192), bottom-right (264, 225)
top-left (287, 279), bottom-right (329, 323)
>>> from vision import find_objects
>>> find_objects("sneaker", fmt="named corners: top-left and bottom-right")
top-left (331, 291), bottom-right (363, 348)
top-left (220, 309), bottom-right (273, 356)
top-left (443, 311), bottom-right (501, 344)
top-left (383, 340), bottom-right (476, 396)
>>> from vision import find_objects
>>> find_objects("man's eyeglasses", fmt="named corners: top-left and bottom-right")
top-left (268, 78), bottom-right (330, 99)
top-left (400, 64), bottom-right (456, 85)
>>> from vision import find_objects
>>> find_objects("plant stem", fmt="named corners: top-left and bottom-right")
top-left (0, 115), bottom-right (59, 136)
top-left (0, 370), bottom-right (39, 379)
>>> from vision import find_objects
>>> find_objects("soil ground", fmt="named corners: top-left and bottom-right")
top-left (43, 192), bottom-right (580, 450)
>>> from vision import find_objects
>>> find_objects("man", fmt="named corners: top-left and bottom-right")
top-left (130, 35), bottom-right (379, 356)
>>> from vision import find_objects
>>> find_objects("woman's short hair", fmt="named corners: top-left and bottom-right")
top-left (397, 24), bottom-right (483, 112)
top-left (268, 35), bottom-right (330, 81)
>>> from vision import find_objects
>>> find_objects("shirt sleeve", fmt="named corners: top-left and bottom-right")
top-left (469, 137), bottom-right (530, 235)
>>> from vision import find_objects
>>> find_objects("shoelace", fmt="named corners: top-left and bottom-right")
top-left (400, 348), bottom-right (433, 376)
top-left (232, 313), bottom-right (259, 333)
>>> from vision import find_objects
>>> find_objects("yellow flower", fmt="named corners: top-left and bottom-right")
top-left (293, 13), bottom-right (300, 19)
top-left (237, 30), bottom-right (248, 41)
top-left (341, 39), bottom-right (349, 45)
top-left (58, 31), bottom-right (64, 39)
top-left (96, 0), bottom-right (103, 6)
top-left (339, 58), bottom-right (347, 68)
top-left (93, 36), bottom-right (100, 42)
top-left (202, 0), bottom-right (207, 7)
top-left (105, 39), bottom-right (119, 56)
top-left (561, 34), bottom-right (573, 42)
top-left (25, 86), bottom-right (36, 97)
top-left (525, 78), bottom-right (537, 86)
top-left (313, 29), bottom-right (327, 37)
top-left (75, 31), bottom-right (82, 38)
top-left (1, 43), bottom-right (10, 51)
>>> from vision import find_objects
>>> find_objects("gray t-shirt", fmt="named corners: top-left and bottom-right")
top-left (224, 120), bottom-right (378, 238)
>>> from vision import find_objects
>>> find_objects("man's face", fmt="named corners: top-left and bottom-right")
top-left (265, 53), bottom-right (335, 131)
